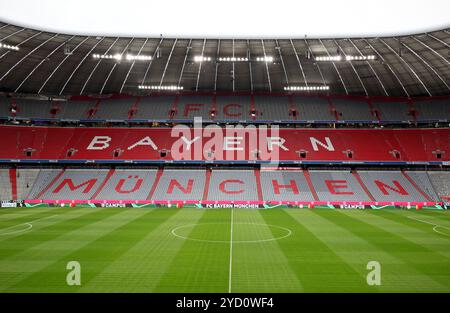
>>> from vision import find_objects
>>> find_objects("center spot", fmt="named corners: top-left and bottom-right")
top-left (171, 223), bottom-right (292, 243)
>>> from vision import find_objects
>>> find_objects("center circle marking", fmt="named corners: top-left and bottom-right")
top-left (171, 222), bottom-right (292, 243)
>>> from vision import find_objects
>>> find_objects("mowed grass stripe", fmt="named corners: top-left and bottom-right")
top-left (348, 210), bottom-right (450, 283)
top-left (260, 209), bottom-right (371, 292)
top-left (1, 207), bottom-right (448, 293)
top-left (408, 210), bottom-right (450, 224)
top-left (314, 210), bottom-right (446, 293)
top-left (0, 207), bottom-right (62, 223)
top-left (0, 207), bottom-right (81, 235)
top-left (0, 207), bottom-right (53, 216)
top-left (288, 209), bottom-right (381, 292)
top-left (11, 208), bottom-right (177, 292)
top-left (0, 207), bottom-right (106, 256)
top-left (229, 209), bottom-right (303, 292)
top-left (387, 210), bottom-right (450, 233)
top-left (307, 209), bottom-right (445, 292)
top-left (81, 208), bottom-right (204, 292)
top-left (343, 210), bottom-right (450, 261)
top-left (154, 209), bottom-right (230, 293)
top-left (366, 210), bottom-right (450, 257)
top-left (319, 210), bottom-right (450, 291)
top-left (416, 209), bottom-right (450, 218)
top-left (379, 209), bottom-right (450, 227)
top-left (0, 208), bottom-right (129, 292)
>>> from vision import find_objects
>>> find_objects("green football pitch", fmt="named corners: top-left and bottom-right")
top-left (0, 206), bottom-right (449, 293)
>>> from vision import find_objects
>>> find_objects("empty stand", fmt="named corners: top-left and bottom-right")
top-left (357, 170), bottom-right (432, 202)
top-left (404, 171), bottom-right (440, 201)
top-left (31, 169), bottom-right (108, 200)
top-left (372, 100), bottom-right (411, 122)
top-left (175, 95), bottom-right (212, 120)
top-left (309, 170), bottom-right (372, 201)
top-left (428, 171), bottom-right (450, 200)
top-left (94, 98), bottom-right (134, 120)
top-left (0, 97), bottom-right (12, 118)
top-left (260, 170), bottom-right (314, 202)
top-left (16, 168), bottom-right (40, 200)
top-left (413, 99), bottom-right (450, 121)
top-left (1, 95), bottom-right (449, 123)
top-left (132, 96), bottom-right (175, 120)
top-left (332, 98), bottom-right (375, 122)
top-left (94, 169), bottom-right (157, 200)
top-left (294, 96), bottom-right (334, 121)
top-left (207, 169), bottom-right (258, 201)
top-left (59, 100), bottom-right (96, 120)
top-left (151, 169), bottom-right (205, 201)
top-left (0, 126), bottom-right (448, 163)
top-left (255, 96), bottom-right (291, 121)
top-left (27, 169), bottom-right (62, 199)
top-left (215, 95), bottom-right (252, 121)
top-left (0, 168), bottom-right (446, 204)
top-left (13, 99), bottom-right (54, 120)
top-left (0, 168), bottom-right (12, 200)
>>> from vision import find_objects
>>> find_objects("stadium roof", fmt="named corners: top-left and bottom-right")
top-left (1, 0), bottom-right (450, 38)
top-left (0, 21), bottom-right (449, 97)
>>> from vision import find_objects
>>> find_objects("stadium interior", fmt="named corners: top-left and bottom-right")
top-left (0, 0), bottom-right (449, 296)
top-left (0, 22), bottom-right (448, 208)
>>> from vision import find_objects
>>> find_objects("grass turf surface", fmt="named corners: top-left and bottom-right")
top-left (0, 207), bottom-right (449, 293)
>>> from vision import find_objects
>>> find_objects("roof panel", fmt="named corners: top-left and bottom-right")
top-left (0, 22), bottom-right (449, 97)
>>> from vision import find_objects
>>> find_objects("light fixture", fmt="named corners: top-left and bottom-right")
top-left (0, 43), bottom-right (19, 51)
top-left (345, 55), bottom-right (376, 61)
top-left (125, 54), bottom-right (152, 61)
top-left (284, 85), bottom-right (330, 91)
top-left (256, 56), bottom-right (273, 62)
top-left (138, 85), bottom-right (184, 90)
top-left (194, 56), bottom-right (212, 62)
top-left (218, 57), bottom-right (249, 62)
top-left (92, 53), bottom-right (122, 61)
top-left (315, 55), bottom-right (376, 62)
top-left (315, 56), bottom-right (342, 62)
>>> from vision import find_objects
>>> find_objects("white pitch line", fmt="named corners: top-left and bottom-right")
top-left (407, 216), bottom-right (450, 228)
top-left (27, 214), bottom-right (59, 224)
top-left (0, 223), bottom-right (32, 236)
top-left (0, 214), bottom-right (58, 236)
top-left (408, 216), bottom-right (450, 236)
top-left (171, 222), bottom-right (292, 243)
top-left (228, 208), bottom-right (234, 293)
